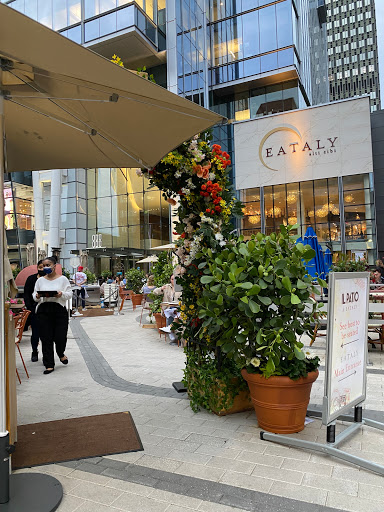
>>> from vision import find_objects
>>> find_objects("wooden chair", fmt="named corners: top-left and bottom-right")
top-left (14, 309), bottom-right (31, 380)
top-left (119, 288), bottom-right (132, 312)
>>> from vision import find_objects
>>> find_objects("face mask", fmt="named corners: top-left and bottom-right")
top-left (43, 267), bottom-right (53, 275)
top-left (37, 269), bottom-right (45, 276)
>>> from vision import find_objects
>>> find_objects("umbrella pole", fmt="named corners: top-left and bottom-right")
top-left (0, 83), bottom-right (62, 512)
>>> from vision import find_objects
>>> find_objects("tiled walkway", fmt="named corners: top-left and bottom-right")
top-left (14, 304), bottom-right (384, 512)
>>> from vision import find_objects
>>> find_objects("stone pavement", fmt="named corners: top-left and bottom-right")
top-left (13, 303), bottom-right (384, 512)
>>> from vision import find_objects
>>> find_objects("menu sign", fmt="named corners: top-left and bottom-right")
top-left (324, 272), bottom-right (369, 424)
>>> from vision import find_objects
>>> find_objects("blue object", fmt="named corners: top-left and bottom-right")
top-left (43, 267), bottom-right (53, 274)
top-left (101, 298), bottom-right (104, 308)
top-left (303, 227), bottom-right (327, 280)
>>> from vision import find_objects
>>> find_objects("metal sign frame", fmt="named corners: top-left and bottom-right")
top-left (323, 271), bottom-right (370, 425)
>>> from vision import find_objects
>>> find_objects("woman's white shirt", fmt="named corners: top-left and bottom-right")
top-left (33, 275), bottom-right (72, 310)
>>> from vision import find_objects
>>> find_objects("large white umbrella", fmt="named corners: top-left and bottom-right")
top-left (151, 243), bottom-right (177, 250)
top-left (0, 4), bottom-right (224, 510)
top-left (136, 255), bottom-right (159, 263)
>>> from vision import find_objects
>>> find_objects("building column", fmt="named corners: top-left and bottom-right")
top-left (32, 171), bottom-right (44, 258)
top-left (48, 169), bottom-right (62, 258)
top-left (166, 0), bottom-right (178, 95)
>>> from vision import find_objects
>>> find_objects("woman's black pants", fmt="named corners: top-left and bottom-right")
top-left (36, 303), bottom-right (69, 369)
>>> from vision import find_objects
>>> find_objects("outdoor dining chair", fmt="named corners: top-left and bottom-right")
top-left (14, 309), bottom-right (31, 380)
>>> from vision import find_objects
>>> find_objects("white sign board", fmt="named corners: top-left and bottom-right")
top-left (234, 96), bottom-right (373, 189)
top-left (324, 272), bottom-right (370, 424)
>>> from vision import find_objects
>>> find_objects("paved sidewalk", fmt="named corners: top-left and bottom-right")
top-left (14, 304), bottom-right (384, 512)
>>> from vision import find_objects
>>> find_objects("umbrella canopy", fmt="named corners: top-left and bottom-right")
top-left (0, 4), bottom-right (224, 172)
top-left (136, 255), bottom-right (159, 264)
top-left (151, 243), bottom-right (177, 250)
top-left (14, 264), bottom-right (63, 287)
top-left (303, 227), bottom-right (327, 280)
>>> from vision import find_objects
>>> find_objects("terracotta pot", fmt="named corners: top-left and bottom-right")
top-left (131, 293), bottom-right (143, 310)
top-left (241, 369), bottom-right (319, 434)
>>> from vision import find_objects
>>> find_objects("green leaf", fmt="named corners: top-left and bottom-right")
top-left (226, 286), bottom-right (234, 297)
top-left (198, 262), bottom-right (207, 269)
top-left (259, 279), bottom-right (268, 289)
top-left (235, 282), bottom-right (253, 289)
top-left (248, 284), bottom-right (261, 296)
top-left (228, 272), bottom-right (236, 283)
top-left (201, 276), bottom-right (215, 284)
top-left (230, 262), bottom-right (237, 274)
top-left (222, 342), bottom-right (234, 353)
top-left (291, 294), bottom-right (301, 305)
top-left (217, 294), bottom-right (223, 305)
top-left (282, 276), bottom-right (292, 292)
top-left (236, 334), bottom-right (246, 344)
top-left (259, 296), bottom-right (272, 306)
top-left (248, 300), bottom-right (260, 314)
top-left (239, 245), bottom-right (250, 257)
top-left (281, 295), bottom-right (291, 306)
top-left (247, 240), bottom-right (255, 252)
top-left (296, 279), bottom-right (307, 289)
top-left (210, 284), bottom-right (221, 293)
top-left (240, 296), bottom-right (249, 304)
top-left (266, 358), bottom-right (275, 374)
top-left (294, 345), bottom-right (305, 360)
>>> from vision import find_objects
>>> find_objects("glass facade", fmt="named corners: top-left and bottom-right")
top-left (4, 175), bottom-right (35, 267)
top-left (85, 169), bottom-right (171, 274)
top-left (241, 173), bottom-right (377, 264)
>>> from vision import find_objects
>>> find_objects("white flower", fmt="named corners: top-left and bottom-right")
top-left (136, 169), bottom-right (144, 176)
top-left (215, 233), bottom-right (224, 241)
top-left (181, 187), bottom-right (190, 195)
top-left (250, 357), bottom-right (260, 368)
top-left (208, 172), bottom-right (216, 180)
top-left (175, 171), bottom-right (182, 178)
top-left (219, 240), bottom-right (226, 246)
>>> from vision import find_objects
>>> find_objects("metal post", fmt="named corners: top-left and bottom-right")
top-left (354, 405), bottom-right (363, 423)
top-left (260, 187), bottom-right (265, 234)
top-left (326, 423), bottom-right (336, 443)
top-left (0, 80), bottom-right (11, 505)
top-left (338, 176), bottom-right (346, 253)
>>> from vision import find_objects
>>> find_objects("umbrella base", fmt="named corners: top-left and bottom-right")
top-left (0, 473), bottom-right (63, 512)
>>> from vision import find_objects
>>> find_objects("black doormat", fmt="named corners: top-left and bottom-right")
top-left (12, 412), bottom-right (143, 469)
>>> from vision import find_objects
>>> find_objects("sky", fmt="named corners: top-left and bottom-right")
top-left (377, 0), bottom-right (384, 104)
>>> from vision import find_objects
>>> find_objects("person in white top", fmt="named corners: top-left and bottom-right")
top-left (73, 265), bottom-right (87, 310)
top-left (33, 257), bottom-right (72, 375)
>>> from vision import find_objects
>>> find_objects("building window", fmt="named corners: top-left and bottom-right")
top-left (345, 70), bottom-right (350, 78)
top-left (352, 68), bottom-right (359, 75)
top-left (361, 66), bottom-right (367, 73)
top-left (369, 64), bottom-right (374, 72)
top-left (337, 72), bottom-right (343, 79)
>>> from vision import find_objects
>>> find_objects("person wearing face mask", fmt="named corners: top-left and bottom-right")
top-left (23, 260), bottom-right (44, 362)
top-left (33, 257), bottom-right (72, 375)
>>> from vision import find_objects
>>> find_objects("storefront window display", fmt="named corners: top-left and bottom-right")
top-left (241, 174), bottom-right (376, 264)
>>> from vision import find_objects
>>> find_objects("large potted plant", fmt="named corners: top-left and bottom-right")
top-left (197, 225), bottom-right (323, 433)
top-left (125, 268), bottom-right (146, 310)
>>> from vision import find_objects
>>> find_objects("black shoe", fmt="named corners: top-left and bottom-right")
top-left (31, 351), bottom-right (38, 362)
top-left (60, 356), bottom-right (68, 365)
top-left (43, 368), bottom-right (54, 375)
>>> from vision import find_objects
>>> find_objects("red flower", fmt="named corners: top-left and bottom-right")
top-left (206, 208), bottom-right (211, 214)
top-left (204, 192), bottom-right (209, 197)
top-left (213, 198), bottom-right (220, 205)
top-left (207, 181), bottom-right (212, 186)
top-left (215, 206), bottom-right (221, 212)
top-left (180, 233), bottom-right (186, 238)
top-left (172, 231), bottom-right (178, 235)
top-left (201, 184), bottom-right (207, 190)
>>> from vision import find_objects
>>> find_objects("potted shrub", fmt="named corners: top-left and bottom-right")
top-left (197, 225), bottom-right (323, 433)
top-left (125, 268), bottom-right (146, 310)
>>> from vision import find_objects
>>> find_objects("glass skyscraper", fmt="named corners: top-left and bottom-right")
top-left (2, 0), bottom-right (329, 272)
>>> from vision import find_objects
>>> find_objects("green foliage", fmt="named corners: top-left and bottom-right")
top-left (61, 267), bottom-right (71, 280)
top-left (332, 253), bottom-right (366, 272)
top-left (84, 269), bottom-right (96, 284)
top-left (101, 270), bottom-right (112, 280)
top-left (183, 350), bottom-right (249, 413)
top-left (136, 65), bottom-right (156, 83)
top-left (152, 251), bottom-right (174, 286)
top-left (12, 267), bottom-right (21, 279)
top-left (148, 293), bottom-right (163, 314)
top-left (196, 225), bottom-right (322, 379)
top-left (125, 268), bottom-right (146, 294)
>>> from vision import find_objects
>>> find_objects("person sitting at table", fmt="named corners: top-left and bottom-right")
top-left (142, 275), bottom-right (156, 296)
top-left (153, 275), bottom-right (181, 345)
top-left (372, 268), bottom-right (384, 287)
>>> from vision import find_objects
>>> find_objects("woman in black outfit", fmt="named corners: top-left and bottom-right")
top-left (23, 260), bottom-right (44, 362)
top-left (33, 257), bottom-right (72, 375)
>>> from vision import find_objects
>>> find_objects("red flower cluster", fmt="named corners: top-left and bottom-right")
top-left (201, 180), bottom-right (222, 215)
top-left (180, 232), bottom-right (186, 239)
top-left (212, 144), bottom-right (231, 168)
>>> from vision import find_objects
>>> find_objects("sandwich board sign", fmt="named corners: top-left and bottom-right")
top-left (324, 272), bottom-right (369, 424)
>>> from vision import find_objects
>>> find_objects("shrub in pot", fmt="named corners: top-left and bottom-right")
top-left (125, 268), bottom-right (146, 309)
top-left (197, 225), bottom-right (324, 433)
